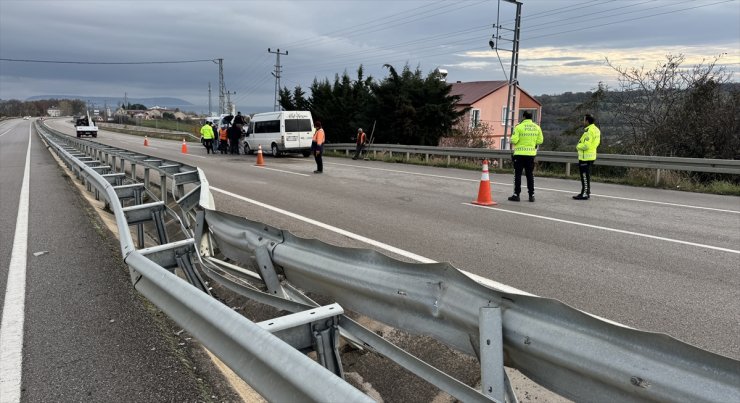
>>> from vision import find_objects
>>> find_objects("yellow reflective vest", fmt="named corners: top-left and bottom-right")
top-left (511, 119), bottom-right (543, 156)
top-left (577, 124), bottom-right (600, 161)
top-left (200, 124), bottom-right (215, 140)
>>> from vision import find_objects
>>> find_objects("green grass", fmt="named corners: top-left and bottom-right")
top-left (136, 119), bottom-right (199, 133)
top-left (325, 150), bottom-right (740, 196)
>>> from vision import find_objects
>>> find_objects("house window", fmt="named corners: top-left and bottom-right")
top-left (519, 109), bottom-right (538, 122)
top-left (501, 106), bottom-right (512, 126)
top-left (470, 109), bottom-right (481, 129)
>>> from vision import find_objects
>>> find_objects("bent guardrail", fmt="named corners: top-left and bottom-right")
top-left (34, 122), bottom-right (374, 403)
top-left (199, 209), bottom-right (740, 403)
top-left (37, 122), bottom-right (740, 402)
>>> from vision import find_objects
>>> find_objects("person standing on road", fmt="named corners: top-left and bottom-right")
top-left (312, 120), bottom-right (325, 173)
top-left (211, 122), bottom-right (220, 151)
top-left (573, 114), bottom-right (601, 200)
top-left (352, 128), bottom-right (367, 160)
top-left (508, 111), bottom-right (543, 202)
top-left (227, 123), bottom-right (241, 155)
top-left (218, 126), bottom-right (228, 154)
top-left (200, 121), bottom-right (215, 154)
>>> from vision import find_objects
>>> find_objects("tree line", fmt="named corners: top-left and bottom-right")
top-left (279, 55), bottom-right (738, 162)
top-left (279, 64), bottom-right (464, 145)
top-left (0, 98), bottom-right (86, 117)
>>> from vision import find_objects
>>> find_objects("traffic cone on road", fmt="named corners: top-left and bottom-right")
top-left (144, 136), bottom-right (149, 146)
top-left (255, 145), bottom-right (265, 166)
top-left (472, 159), bottom-right (497, 206)
top-left (181, 138), bottom-right (188, 154)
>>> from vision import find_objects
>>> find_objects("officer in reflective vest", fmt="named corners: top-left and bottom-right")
top-left (508, 111), bottom-right (543, 202)
top-left (200, 122), bottom-right (215, 154)
top-left (573, 114), bottom-right (601, 200)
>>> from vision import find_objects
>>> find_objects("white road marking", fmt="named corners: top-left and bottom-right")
top-left (249, 166), bottom-right (310, 176)
top-left (328, 161), bottom-right (740, 214)
top-left (0, 128), bottom-right (13, 138)
top-left (464, 202), bottom-right (740, 254)
top-left (0, 124), bottom-right (32, 402)
top-left (209, 186), bottom-right (528, 296)
top-left (510, 184), bottom-right (740, 215)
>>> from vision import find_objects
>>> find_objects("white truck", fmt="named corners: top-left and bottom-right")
top-left (75, 111), bottom-right (98, 138)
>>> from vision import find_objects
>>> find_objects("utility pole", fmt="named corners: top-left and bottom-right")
top-left (208, 82), bottom-right (212, 116)
top-left (226, 90), bottom-right (236, 115)
top-left (213, 58), bottom-right (225, 114)
top-left (268, 48), bottom-right (288, 112)
top-left (490, 0), bottom-right (522, 150)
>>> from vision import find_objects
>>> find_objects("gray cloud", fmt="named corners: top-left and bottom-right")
top-left (1, 0), bottom-right (737, 109)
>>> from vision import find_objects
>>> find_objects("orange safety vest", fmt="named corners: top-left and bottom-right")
top-left (313, 128), bottom-right (325, 145)
top-left (219, 128), bottom-right (228, 141)
top-left (357, 131), bottom-right (366, 144)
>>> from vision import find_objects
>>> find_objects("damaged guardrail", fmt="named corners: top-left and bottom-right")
top-left (37, 122), bottom-right (740, 402)
top-left (198, 209), bottom-right (740, 402)
top-left (35, 122), bottom-right (374, 403)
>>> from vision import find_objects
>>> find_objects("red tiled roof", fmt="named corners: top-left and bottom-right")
top-left (449, 81), bottom-right (508, 105)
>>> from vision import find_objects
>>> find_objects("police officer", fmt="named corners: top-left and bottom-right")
top-left (573, 114), bottom-right (601, 200)
top-left (200, 121), bottom-right (215, 154)
top-left (508, 111), bottom-right (543, 202)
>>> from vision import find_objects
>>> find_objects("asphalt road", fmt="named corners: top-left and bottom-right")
top-left (44, 118), bottom-right (740, 363)
top-left (0, 119), bottom-right (239, 402)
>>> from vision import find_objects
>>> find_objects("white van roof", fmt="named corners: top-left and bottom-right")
top-left (251, 110), bottom-right (313, 121)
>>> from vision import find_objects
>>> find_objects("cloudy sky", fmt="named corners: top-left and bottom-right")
top-left (1, 0), bottom-right (738, 113)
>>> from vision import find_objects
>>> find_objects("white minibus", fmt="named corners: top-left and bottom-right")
top-left (245, 111), bottom-right (314, 157)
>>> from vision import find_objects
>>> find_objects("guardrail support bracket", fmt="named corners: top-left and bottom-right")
top-left (257, 303), bottom-right (345, 378)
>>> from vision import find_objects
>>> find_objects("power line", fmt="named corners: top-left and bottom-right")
top-left (523, 0), bottom-right (736, 42)
top-left (283, 0), bottom-right (735, 80)
top-left (0, 58), bottom-right (216, 65)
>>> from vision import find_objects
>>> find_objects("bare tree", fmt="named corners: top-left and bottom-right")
top-left (607, 54), bottom-right (738, 158)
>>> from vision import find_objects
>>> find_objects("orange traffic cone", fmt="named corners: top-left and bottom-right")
top-left (181, 138), bottom-right (188, 154)
top-left (472, 159), bottom-right (497, 206)
top-left (255, 145), bottom-right (265, 166)
top-left (144, 136), bottom-right (149, 146)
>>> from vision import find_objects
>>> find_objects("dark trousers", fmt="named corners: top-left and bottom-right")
top-left (203, 139), bottom-right (213, 154)
top-left (229, 140), bottom-right (239, 154)
top-left (513, 155), bottom-right (535, 196)
top-left (314, 151), bottom-right (323, 172)
top-left (578, 160), bottom-right (594, 195)
top-left (352, 143), bottom-right (365, 159)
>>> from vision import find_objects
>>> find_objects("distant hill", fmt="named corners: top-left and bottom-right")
top-left (25, 95), bottom-right (193, 110)
top-left (23, 95), bottom-right (274, 115)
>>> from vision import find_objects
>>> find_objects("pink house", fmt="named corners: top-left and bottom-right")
top-left (449, 81), bottom-right (542, 150)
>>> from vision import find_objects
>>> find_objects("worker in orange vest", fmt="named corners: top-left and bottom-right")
top-left (312, 120), bottom-right (325, 173)
top-left (352, 128), bottom-right (367, 160)
top-left (218, 127), bottom-right (228, 154)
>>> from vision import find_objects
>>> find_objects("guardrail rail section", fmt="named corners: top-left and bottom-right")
top-left (325, 143), bottom-right (740, 183)
top-left (36, 122), bottom-right (740, 403)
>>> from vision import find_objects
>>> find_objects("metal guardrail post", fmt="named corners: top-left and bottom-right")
top-left (479, 305), bottom-right (504, 402)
